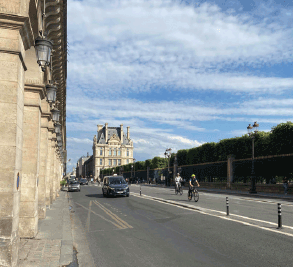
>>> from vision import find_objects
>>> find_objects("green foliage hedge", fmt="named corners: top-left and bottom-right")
top-left (101, 122), bottom-right (293, 175)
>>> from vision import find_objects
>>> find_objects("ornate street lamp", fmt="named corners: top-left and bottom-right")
top-left (56, 134), bottom-right (62, 142)
top-left (133, 158), bottom-right (136, 180)
top-left (51, 107), bottom-right (60, 122)
top-left (34, 0), bottom-right (53, 72)
top-left (46, 83), bottom-right (57, 103)
top-left (101, 167), bottom-right (105, 181)
top-left (247, 121), bottom-right (259, 194)
top-left (35, 36), bottom-right (53, 71)
top-left (55, 122), bottom-right (61, 134)
top-left (164, 148), bottom-right (172, 186)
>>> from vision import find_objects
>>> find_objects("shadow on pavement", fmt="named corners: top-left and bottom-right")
top-left (85, 194), bottom-right (104, 198)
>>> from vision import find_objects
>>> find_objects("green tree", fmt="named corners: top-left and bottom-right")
top-left (270, 122), bottom-right (293, 155)
top-left (151, 157), bottom-right (167, 169)
top-left (177, 149), bottom-right (188, 166)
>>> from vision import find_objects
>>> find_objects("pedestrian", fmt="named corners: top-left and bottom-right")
top-left (283, 176), bottom-right (289, 195)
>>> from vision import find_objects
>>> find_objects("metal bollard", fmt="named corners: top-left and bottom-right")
top-left (140, 185), bottom-right (141, 196)
top-left (226, 197), bottom-right (229, 216)
top-left (277, 203), bottom-right (282, 229)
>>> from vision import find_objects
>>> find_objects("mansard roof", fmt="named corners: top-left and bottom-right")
top-left (97, 126), bottom-right (131, 145)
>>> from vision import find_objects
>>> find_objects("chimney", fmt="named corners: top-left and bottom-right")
top-left (105, 123), bottom-right (108, 142)
top-left (120, 124), bottom-right (123, 142)
top-left (127, 126), bottom-right (130, 139)
top-left (97, 124), bottom-right (103, 140)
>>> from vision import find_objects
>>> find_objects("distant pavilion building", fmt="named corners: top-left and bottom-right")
top-left (93, 123), bottom-right (134, 180)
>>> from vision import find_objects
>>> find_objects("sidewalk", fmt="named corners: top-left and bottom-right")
top-left (18, 190), bottom-right (74, 267)
top-left (143, 183), bottom-right (293, 201)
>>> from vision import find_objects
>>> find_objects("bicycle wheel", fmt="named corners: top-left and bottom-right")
top-left (194, 190), bottom-right (199, 202)
top-left (180, 187), bottom-right (183, 195)
top-left (175, 187), bottom-right (178, 195)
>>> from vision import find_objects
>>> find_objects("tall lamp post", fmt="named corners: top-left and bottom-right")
top-left (164, 148), bottom-right (172, 186)
top-left (101, 167), bottom-right (105, 182)
top-left (133, 158), bottom-right (136, 180)
top-left (247, 122), bottom-right (259, 194)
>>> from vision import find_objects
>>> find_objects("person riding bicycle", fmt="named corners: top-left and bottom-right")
top-left (188, 174), bottom-right (200, 199)
top-left (175, 173), bottom-right (182, 191)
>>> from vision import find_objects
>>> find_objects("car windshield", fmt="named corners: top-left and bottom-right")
top-left (80, 179), bottom-right (86, 182)
top-left (70, 181), bottom-right (79, 184)
top-left (109, 178), bottom-right (126, 185)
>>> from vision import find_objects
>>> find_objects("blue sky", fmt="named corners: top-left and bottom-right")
top-left (66, 0), bottom-right (293, 171)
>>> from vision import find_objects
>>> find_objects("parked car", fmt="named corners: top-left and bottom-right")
top-left (68, 181), bottom-right (80, 192)
top-left (79, 178), bottom-right (88, 185)
top-left (102, 176), bottom-right (129, 197)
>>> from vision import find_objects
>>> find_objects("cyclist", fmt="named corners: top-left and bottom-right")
top-left (188, 174), bottom-right (200, 199)
top-left (175, 173), bottom-right (182, 191)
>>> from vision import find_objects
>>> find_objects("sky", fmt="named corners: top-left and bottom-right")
top-left (66, 0), bottom-right (293, 172)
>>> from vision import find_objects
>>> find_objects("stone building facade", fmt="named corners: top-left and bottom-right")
top-left (93, 123), bottom-right (134, 180)
top-left (0, 0), bottom-right (67, 266)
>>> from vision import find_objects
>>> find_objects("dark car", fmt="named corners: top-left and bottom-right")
top-left (102, 176), bottom-right (129, 197)
top-left (68, 181), bottom-right (80, 192)
top-left (79, 178), bottom-right (88, 185)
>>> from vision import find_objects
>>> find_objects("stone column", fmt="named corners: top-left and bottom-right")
top-left (0, 7), bottom-right (33, 264)
top-left (46, 123), bottom-right (54, 206)
top-left (50, 131), bottom-right (56, 204)
top-left (55, 152), bottom-right (60, 197)
top-left (19, 83), bottom-right (44, 238)
top-left (51, 135), bottom-right (57, 202)
top-left (38, 100), bottom-right (50, 219)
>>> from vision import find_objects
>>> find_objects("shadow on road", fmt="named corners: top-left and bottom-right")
top-left (85, 194), bottom-right (104, 198)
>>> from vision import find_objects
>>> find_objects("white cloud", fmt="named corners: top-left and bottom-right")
top-left (68, 0), bottom-right (293, 95)
top-left (67, 137), bottom-right (93, 145)
top-left (65, 0), bottom-right (293, 170)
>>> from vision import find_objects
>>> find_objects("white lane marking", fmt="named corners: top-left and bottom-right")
top-left (140, 186), bottom-right (293, 206)
top-left (132, 193), bottom-right (293, 237)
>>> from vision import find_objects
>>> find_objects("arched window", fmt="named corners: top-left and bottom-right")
top-left (100, 147), bottom-right (103, 156)
top-left (109, 148), bottom-right (112, 156)
top-left (127, 148), bottom-right (129, 157)
top-left (118, 148), bottom-right (121, 156)
top-left (114, 148), bottom-right (117, 156)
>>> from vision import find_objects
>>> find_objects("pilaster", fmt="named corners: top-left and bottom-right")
top-left (51, 134), bottom-right (57, 202)
top-left (19, 83), bottom-right (44, 238)
top-left (38, 99), bottom-right (50, 219)
top-left (0, 1), bottom-right (36, 265)
top-left (46, 123), bottom-right (54, 206)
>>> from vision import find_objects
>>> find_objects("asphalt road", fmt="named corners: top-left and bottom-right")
top-left (68, 184), bottom-right (293, 267)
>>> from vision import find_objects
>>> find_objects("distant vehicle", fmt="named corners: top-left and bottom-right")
top-left (102, 176), bottom-right (129, 197)
top-left (79, 178), bottom-right (88, 185)
top-left (69, 175), bottom-right (76, 181)
top-left (68, 181), bottom-right (80, 192)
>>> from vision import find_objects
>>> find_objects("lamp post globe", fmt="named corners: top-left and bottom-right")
top-left (56, 134), bottom-right (62, 142)
top-left (55, 122), bottom-right (61, 134)
top-left (46, 83), bottom-right (57, 103)
top-left (34, 35), bottom-right (53, 71)
top-left (51, 107), bottom-right (60, 122)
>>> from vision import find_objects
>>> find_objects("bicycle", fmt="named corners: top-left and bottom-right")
top-left (188, 187), bottom-right (199, 202)
top-left (175, 183), bottom-right (183, 195)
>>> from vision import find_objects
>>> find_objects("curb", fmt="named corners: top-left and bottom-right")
top-left (59, 191), bottom-right (74, 266)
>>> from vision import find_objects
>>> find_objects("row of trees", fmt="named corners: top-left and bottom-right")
top-left (101, 122), bottom-right (293, 175)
